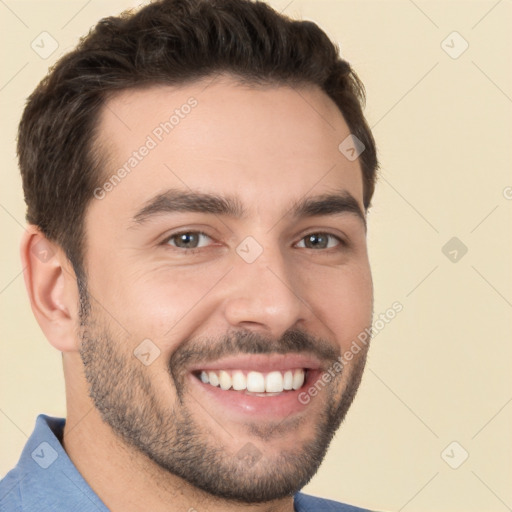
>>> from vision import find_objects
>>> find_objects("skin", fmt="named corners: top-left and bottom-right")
top-left (20, 75), bottom-right (373, 512)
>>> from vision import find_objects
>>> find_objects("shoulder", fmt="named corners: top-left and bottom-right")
top-left (294, 492), bottom-right (376, 512)
top-left (0, 466), bottom-right (23, 511)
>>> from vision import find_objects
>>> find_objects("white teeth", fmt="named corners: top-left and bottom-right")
top-left (199, 369), bottom-right (306, 393)
top-left (232, 370), bottom-right (246, 391)
top-left (292, 369), bottom-right (305, 390)
top-left (219, 370), bottom-right (232, 390)
top-left (265, 371), bottom-right (284, 393)
top-left (246, 371), bottom-right (265, 392)
top-left (208, 371), bottom-right (219, 387)
top-left (283, 370), bottom-right (293, 390)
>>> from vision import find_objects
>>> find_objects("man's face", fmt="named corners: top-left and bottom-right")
top-left (78, 77), bottom-right (373, 502)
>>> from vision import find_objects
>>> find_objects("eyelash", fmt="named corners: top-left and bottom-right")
top-left (161, 230), bottom-right (347, 253)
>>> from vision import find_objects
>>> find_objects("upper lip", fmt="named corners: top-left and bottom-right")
top-left (188, 353), bottom-right (324, 374)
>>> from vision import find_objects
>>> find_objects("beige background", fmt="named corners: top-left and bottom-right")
top-left (1, 1), bottom-right (511, 511)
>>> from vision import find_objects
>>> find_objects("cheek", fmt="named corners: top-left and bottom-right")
top-left (309, 262), bottom-right (373, 350)
top-left (105, 264), bottom-right (228, 348)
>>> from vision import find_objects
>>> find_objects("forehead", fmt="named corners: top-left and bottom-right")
top-left (91, 77), bottom-right (364, 227)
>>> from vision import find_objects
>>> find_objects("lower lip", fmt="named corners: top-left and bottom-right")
top-left (188, 370), bottom-right (321, 419)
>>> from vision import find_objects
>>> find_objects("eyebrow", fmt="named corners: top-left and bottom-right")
top-left (130, 188), bottom-right (366, 229)
top-left (290, 191), bottom-right (366, 229)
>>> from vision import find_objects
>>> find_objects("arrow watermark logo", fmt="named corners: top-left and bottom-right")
top-left (236, 236), bottom-right (263, 263)
top-left (236, 442), bottom-right (262, 468)
top-left (134, 338), bottom-right (161, 366)
top-left (442, 236), bottom-right (468, 263)
top-left (441, 441), bottom-right (469, 469)
top-left (441, 31), bottom-right (469, 59)
top-left (31, 441), bottom-right (58, 469)
top-left (31, 31), bottom-right (59, 60)
top-left (338, 134), bottom-right (365, 162)
top-left (31, 239), bottom-right (55, 263)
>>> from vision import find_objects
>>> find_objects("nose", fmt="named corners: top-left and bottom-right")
top-left (222, 245), bottom-right (308, 338)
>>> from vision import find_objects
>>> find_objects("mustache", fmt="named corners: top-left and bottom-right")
top-left (169, 328), bottom-right (341, 376)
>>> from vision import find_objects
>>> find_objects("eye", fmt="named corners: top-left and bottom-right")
top-left (164, 231), bottom-right (213, 250)
top-left (295, 233), bottom-right (344, 250)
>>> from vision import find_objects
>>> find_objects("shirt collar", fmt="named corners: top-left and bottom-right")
top-left (12, 414), bottom-right (109, 511)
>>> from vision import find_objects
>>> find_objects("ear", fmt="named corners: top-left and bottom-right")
top-left (20, 225), bottom-right (81, 352)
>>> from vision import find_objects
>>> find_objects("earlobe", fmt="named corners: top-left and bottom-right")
top-left (20, 226), bottom-right (80, 353)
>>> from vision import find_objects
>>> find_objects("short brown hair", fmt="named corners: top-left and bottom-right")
top-left (18, 0), bottom-right (378, 281)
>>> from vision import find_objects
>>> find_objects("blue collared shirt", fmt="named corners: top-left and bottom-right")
top-left (0, 414), bottom-right (372, 511)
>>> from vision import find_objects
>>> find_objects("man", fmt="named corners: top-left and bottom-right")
top-left (0, 0), bottom-right (378, 510)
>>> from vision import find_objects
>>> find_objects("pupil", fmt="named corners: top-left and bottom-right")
top-left (307, 234), bottom-right (326, 248)
top-left (179, 233), bottom-right (198, 248)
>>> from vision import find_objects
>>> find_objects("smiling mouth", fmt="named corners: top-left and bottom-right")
top-left (194, 368), bottom-right (307, 394)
